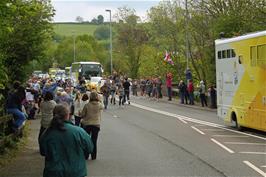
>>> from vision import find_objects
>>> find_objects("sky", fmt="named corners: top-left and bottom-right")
top-left (51, 0), bottom-right (161, 22)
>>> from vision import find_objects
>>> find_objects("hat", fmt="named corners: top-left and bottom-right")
top-left (200, 80), bottom-right (204, 84)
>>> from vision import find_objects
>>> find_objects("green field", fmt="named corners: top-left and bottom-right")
top-left (53, 23), bottom-right (102, 36)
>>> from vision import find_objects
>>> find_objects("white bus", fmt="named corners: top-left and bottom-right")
top-left (71, 62), bottom-right (103, 86)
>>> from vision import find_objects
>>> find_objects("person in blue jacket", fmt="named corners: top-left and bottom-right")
top-left (39, 104), bottom-right (94, 177)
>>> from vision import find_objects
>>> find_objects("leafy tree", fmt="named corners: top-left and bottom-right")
top-left (97, 15), bottom-right (104, 24)
top-left (94, 25), bottom-right (110, 40)
top-left (54, 35), bottom-right (108, 68)
top-left (0, 0), bottom-right (54, 83)
top-left (91, 18), bottom-right (98, 24)
top-left (76, 16), bottom-right (84, 23)
top-left (115, 7), bottom-right (149, 78)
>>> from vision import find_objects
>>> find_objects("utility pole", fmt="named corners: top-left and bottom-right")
top-left (72, 30), bottom-right (76, 63)
top-left (185, 0), bottom-right (189, 70)
top-left (105, 9), bottom-right (113, 74)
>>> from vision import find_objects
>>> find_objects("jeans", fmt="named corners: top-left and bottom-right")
top-left (189, 92), bottom-right (194, 105)
top-left (119, 96), bottom-right (124, 105)
top-left (200, 94), bottom-right (208, 107)
top-left (124, 90), bottom-right (130, 103)
top-left (83, 125), bottom-right (100, 160)
top-left (7, 108), bottom-right (26, 128)
top-left (110, 91), bottom-right (116, 104)
top-left (180, 92), bottom-right (185, 103)
top-left (167, 87), bottom-right (172, 100)
top-left (74, 116), bottom-right (82, 126)
top-left (103, 95), bottom-right (109, 109)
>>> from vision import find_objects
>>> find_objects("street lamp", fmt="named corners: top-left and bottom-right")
top-left (105, 9), bottom-right (113, 74)
top-left (72, 30), bottom-right (76, 63)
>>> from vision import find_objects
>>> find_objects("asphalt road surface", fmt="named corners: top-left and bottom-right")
top-left (1, 96), bottom-right (265, 177)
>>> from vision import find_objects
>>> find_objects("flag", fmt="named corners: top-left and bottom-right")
top-left (164, 51), bottom-right (174, 65)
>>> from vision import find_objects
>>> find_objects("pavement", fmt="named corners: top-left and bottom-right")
top-left (133, 94), bottom-right (217, 112)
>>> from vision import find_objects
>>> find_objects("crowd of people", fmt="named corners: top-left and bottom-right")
top-left (4, 71), bottom-right (217, 176)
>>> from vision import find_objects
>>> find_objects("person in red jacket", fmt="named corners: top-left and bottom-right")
top-left (166, 73), bottom-right (173, 101)
top-left (187, 79), bottom-right (194, 105)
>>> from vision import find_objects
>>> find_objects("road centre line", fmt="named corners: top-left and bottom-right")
top-left (224, 142), bottom-right (266, 146)
top-left (178, 118), bottom-right (188, 124)
top-left (200, 128), bottom-right (226, 131)
top-left (211, 138), bottom-right (235, 153)
top-left (212, 135), bottom-right (249, 138)
top-left (243, 161), bottom-right (266, 177)
top-left (191, 126), bottom-right (205, 135)
top-left (194, 124), bottom-right (208, 127)
top-left (130, 102), bottom-right (266, 141)
top-left (239, 152), bottom-right (266, 155)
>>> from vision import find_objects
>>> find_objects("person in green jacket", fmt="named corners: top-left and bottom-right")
top-left (39, 104), bottom-right (94, 177)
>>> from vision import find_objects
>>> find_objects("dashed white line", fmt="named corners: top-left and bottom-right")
top-left (130, 102), bottom-right (266, 140)
top-left (178, 118), bottom-right (188, 124)
top-left (211, 138), bottom-right (235, 153)
top-left (200, 128), bottom-right (226, 131)
top-left (243, 161), bottom-right (266, 177)
top-left (191, 126), bottom-right (205, 135)
top-left (224, 142), bottom-right (266, 146)
top-left (212, 135), bottom-right (249, 138)
top-left (193, 124), bottom-right (207, 127)
top-left (261, 166), bottom-right (266, 168)
top-left (239, 152), bottom-right (266, 155)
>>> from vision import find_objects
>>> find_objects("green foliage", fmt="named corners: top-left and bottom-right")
top-left (94, 25), bottom-right (110, 40)
top-left (114, 7), bottom-right (149, 78)
top-left (54, 34), bottom-right (108, 68)
top-left (97, 15), bottom-right (104, 24)
top-left (0, 0), bottom-right (54, 83)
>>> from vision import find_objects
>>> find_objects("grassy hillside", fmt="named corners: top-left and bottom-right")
top-left (53, 23), bottom-right (103, 36)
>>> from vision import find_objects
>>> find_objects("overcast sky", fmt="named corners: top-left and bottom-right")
top-left (51, 0), bottom-right (161, 22)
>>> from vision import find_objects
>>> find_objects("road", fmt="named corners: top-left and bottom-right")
top-left (0, 96), bottom-right (265, 177)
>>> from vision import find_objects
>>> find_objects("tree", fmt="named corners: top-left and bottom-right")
top-left (97, 15), bottom-right (104, 24)
top-left (76, 16), bottom-right (84, 23)
top-left (94, 26), bottom-right (110, 40)
top-left (115, 7), bottom-right (149, 78)
top-left (0, 0), bottom-right (54, 83)
top-left (91, 18), bottom-right (98, 24)
top-left (54, 35), bottom-right (108, 68)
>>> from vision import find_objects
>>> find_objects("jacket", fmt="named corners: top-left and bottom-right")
top-left (40, 121), bottom-right (93, 177)
top-left (40, 100), bottom-right (57, 128)
top-left (81, 101), bottom-right (103, 127)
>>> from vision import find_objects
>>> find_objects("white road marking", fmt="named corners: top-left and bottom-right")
top-left (130, 102), bottom-right (266, 140)
top-left (200, 128), bottom-right (226, 131)
top-left (194, 124), bottom-right (207, 127)
top-left (113, 115), bottom-right (118, 118)
top-left (212, 135), bottom-right (249, 138)
top-left (239, 152), bottom-right (266, 155)
top-left (177, 118), bottom-right (188, 124)
top-left (191, 126), bottom-right (205, 135)
top-left (211, 138), bottom-right (235, 153)
top-left (261, 166), bottom-right (266, 168)
top-left (224, 142), bottom-right (266, 146)
top-left (243, 161), bottom-right (266, 177)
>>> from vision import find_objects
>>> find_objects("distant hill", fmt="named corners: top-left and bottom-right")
top-left (53, 23), bottom-right (106, 36)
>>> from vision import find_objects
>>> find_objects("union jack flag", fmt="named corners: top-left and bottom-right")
top-left (164, 51), bottom-right (174, 65)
